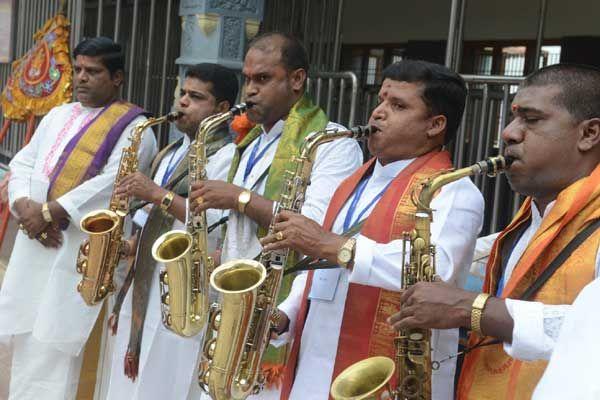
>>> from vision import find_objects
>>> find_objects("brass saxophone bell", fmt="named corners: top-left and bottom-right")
top-left (330, 356), bottom-right (396, 400)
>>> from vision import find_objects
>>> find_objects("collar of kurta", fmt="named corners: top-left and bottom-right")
top-left (47, 101), bottom-right (145, 201)
top-left (226, 93), bottom-right (328, 208)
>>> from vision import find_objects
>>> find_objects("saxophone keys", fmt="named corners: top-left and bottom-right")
top-left (76, 280), bottom-right (84, 293)
top-left (210, 310), bottom-right (221, 330)
top-left (162, 293), bottom-right (170, 305)
top-left (413, 237), bottom-right (426, 251)
top-left (198, 362), bottom-right (211, 385)
top-left (160, 271), bottom-right (169, 285)
top-left (76, 259), bottom-right (87, 274)
top-left (190, 314), bottom-right (202, 322)
top-left (165, 314), bottom-right (172, 326)
top-left (204, 338), bottom-right (217, 359)
top-left (98, 286), bottom-right (107, 297)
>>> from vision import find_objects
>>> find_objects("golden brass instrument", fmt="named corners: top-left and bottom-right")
top-left (151, 103), bottom-right (250, 337)
top-left (200, 125), bottom-right (376, 400)
top-left (331, 156), bottom-right (509, 400)
top-left (76, 112), bottom-right (179, 306)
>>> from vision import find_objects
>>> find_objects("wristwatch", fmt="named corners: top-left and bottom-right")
top-left (237, 190), bottom-right (252, 213)
top-left (337, 237), bottom-right (357, 268)
top-left (470, 293), bottom-right (491, 336)
top-left (160, 191), bottom-right (175, 211)
top-left (41, 202), bottom-right (53, 223)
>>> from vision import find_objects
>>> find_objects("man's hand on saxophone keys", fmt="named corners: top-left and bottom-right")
top-left (260, 210), bottom-right (347, 265)
top-left (114, 171), bottom-right (166, 204)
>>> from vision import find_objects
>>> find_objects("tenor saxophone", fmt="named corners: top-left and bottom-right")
top-left (76, 112), bottom-right (180, 306)
top-left (151, 103), bottom-right (250, 337)
top-left (200, 125), bottom-right (375, 400)
top-left (330, 155), bottom-right (510, 400)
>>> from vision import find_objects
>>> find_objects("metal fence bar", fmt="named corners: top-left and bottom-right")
top-left (489, 85), bottom-right (511, 232)
top-left (445, 0), bottom-right (460, 68)
top-left (142, 0), bottom-right (157, 109)
top-left (533, 0), bottom-right (548, 73)
top-left (127, 0), bottom-right (140, 101)
top-left (114, 0), bottom-right (121, 41)
top-left (158, 0), bottom-right (173, 122)
top-left (306, 71), bottom-right (359, 128)
top-left (96, 0), bottom-right (103, 36)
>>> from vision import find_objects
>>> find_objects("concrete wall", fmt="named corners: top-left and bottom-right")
top-left (341, 0), bottom-right (600, 44)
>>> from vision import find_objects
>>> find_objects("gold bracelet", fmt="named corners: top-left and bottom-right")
top-left (160, 191), bottom-right (175, 211)
top-left (470, 293), bottom-right (491, 336)
top-left (41, 202), bottom-right (53, 223)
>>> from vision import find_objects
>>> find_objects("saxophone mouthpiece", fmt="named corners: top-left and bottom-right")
top-left (230, 102), bottom-right (253, 115)
top-left (503, 155), bottom-right (514, 168)
top-left (350, 124), bottom-right (378, 139)
top-left (168, 111), bottom-right (182, 121)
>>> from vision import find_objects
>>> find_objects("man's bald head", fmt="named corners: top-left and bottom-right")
top-left (247, 32), bottom-right (309, 72)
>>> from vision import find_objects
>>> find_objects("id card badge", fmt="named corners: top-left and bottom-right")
top-left (308, 268), bottom-right (342, 301)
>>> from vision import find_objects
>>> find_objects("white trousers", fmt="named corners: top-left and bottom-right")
top-left (8, 333), bottom-right (84, 400)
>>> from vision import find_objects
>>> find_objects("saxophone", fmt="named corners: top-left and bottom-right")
top-left (330, 155), bottom-right (510, 400)
top-left (200, 125), bottom-right (376, 400)
top-left (76, 112), bottom-right (180, 306)
top-left (151, 103), bottom-right (250, 337)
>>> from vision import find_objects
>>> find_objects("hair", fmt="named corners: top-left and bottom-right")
top-left (521, 63), bottom-right (600, 122)
top-left (73, 36), bottom-right (125, 76)
top-left (248, 31), bottom-right (309, 72)
top-left (185, 63), bottom-right (239, 107)
top-left (382, 60), bottom-right (467, 144)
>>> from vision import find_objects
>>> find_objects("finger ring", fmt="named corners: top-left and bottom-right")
top-left (195, 197), bottom-right (204, 206)
top-left (39, 232), bottom-right (48, 240)
top-left (275, 231), bottom-right (284, 241)
top-left (18, 223), bottom-right (29, 235)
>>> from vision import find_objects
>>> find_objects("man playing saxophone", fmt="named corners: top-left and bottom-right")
top-left (260, 60), bottom-right (485, 400)
top-left (104, 63), bottom-right (240, 400)
top-left (0, 37), bottom-right (157, 400)
top-left (189, 32), bottom-right (363, 399)
top-left (388, 63), bottom-right (600, 400)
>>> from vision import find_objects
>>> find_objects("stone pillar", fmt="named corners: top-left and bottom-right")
top-left (177, 0), bottom-right (264, 74)
top-left (170, 0), bottom-right (264, 141)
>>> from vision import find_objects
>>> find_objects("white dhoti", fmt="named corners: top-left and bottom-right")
top-left (8, 333), bottom-right (84, 400)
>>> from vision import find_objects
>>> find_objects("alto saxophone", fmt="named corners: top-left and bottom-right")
top-left (330, 156), bottom-right (510, 400)
top-left (200, 125), bottom-right (375, 400)
top-left (76, 112), bottom-right (180, 306)
top-left (151, 103), bottom-right (250, 337)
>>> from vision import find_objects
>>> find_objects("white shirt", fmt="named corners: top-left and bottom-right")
top-left (0, 102), bottom-right (157, 355)
top-left (278, 158), bottom-right (485, 400)
top-left (221, 120), bottom-right (364, 262)
top-left (498, 201), bottom-right (600, 361)
top-left (532, 277), bottom-right (600, 399)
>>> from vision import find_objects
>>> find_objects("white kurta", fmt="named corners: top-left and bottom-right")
top-left (532, 277), bottom-right (600, 400)
top-left (106, 137), bottom-right (235, 400)
top-left (202, 121), bottom-right (363, 400)
top-left (0, 102), bottom-right (157, 353)
top-left (0, 102), bottom-right (157, 399)
top-left (278, 158), bottom-right (485, 400)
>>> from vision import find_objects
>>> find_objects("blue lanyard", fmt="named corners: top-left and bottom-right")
top-left (161, 147), bottom-right (187, 186)
top-left (343, 176), bottom-right (392, 231)
top-left (243, 133), bottom-right (282, 183)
